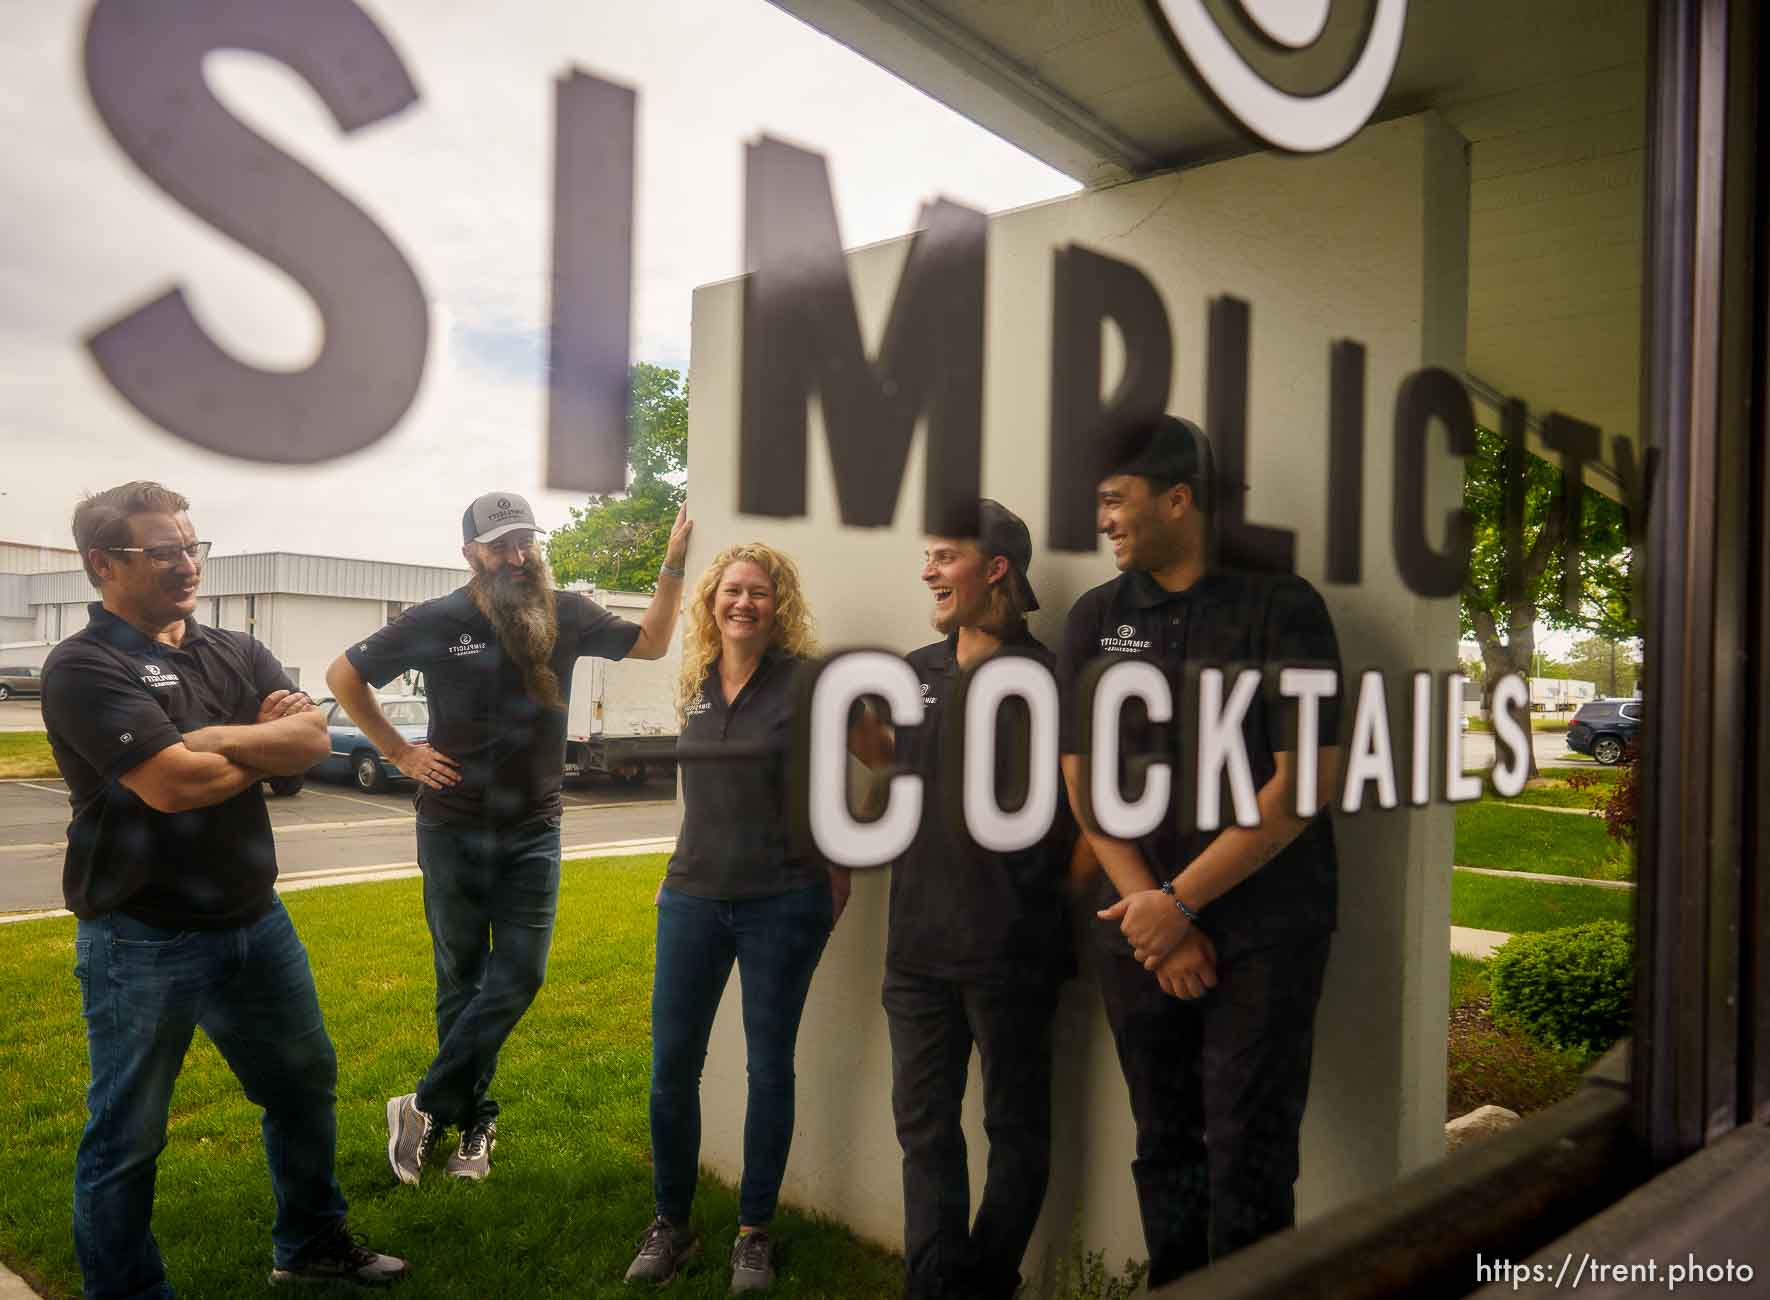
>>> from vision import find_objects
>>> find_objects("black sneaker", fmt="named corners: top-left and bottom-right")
top-left (729, 1228), bottom-right (775, 1293)
top-left (269, 1220), bottom-right (409, 1287)
top-left (624, 1216), bottom-right (700, 1283)
top-left (385, 1093), bottom-right (437, 1186)
top-left (446, 1120), bottom-right (496, 1181)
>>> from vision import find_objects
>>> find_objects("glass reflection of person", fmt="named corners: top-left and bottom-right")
top-left (1055, 417), bottom-right (1344, 1286)
top-left (852, 500), bottom-right (1082, 1300)
top-left (46, 481), bottom-right (409, 1291)
top-left (327, 492), bottom-right (689, 1185)
top-left (625, 543), bottom-right (846, 1294)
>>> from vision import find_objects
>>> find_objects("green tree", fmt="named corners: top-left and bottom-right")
top-left (1460, 425), bottom-right (1636, 709)
top-left (547, 362), bottom-right (687, 593)
top-left (1562, 635), bottom-right (1643, 698)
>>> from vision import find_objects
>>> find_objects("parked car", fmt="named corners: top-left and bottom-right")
top-left (0, 665), bottom-right (43, 700)
top-left (1566, 697), bottom-right (1643, 765)
top-left (308, 695), bottom-right (430, 792)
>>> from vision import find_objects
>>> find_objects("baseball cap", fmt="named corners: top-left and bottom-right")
top-left (1093, 415), bottom-right (1214, 512)
top-left (976, 498), bottom-right (1040, 613)
top-left (462, 492), bottom-right (539, 544)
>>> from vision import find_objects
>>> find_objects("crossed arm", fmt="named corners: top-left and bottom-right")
top-left (120, 691), bottom-right (327, 814)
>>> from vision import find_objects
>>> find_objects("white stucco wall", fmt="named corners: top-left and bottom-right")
top-left (688, 110), bottom-right (1465, 1287)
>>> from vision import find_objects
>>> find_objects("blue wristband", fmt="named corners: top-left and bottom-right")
top-left (1159, 879), bottom-right (1202, 926)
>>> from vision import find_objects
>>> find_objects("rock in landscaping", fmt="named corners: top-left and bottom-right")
top-left (1445, 1104), bottom-right (1520, 1153)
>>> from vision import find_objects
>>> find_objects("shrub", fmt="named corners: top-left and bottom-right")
top-left (1042, 1216), bottom-right (1149, 1300)
top-left (1567, 739), bottom-right (1641, 845)
top-left (1489, 920), bottom-right (1633, 1053)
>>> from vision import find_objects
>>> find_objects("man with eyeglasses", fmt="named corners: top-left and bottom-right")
top-left (326, 491), bottom-right (690, 1187)
top-left (41, 480), bottom-right (410, 1293)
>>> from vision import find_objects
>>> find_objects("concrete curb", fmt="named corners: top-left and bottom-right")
top-left (0, 1260), bottom-right (42, 1298)
top-left (0, 837), bottom-right (680, 925)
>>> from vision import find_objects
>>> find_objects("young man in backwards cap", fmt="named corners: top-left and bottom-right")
top-left (327, 491), bottom-right (690, 1186)
top-left (855, 499), bottom-right (1080, 1300)
top-left (1056, 417), bottom-right (1342, 1286)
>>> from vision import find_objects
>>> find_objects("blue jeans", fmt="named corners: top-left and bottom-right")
top-left (72, 896), bottom-right (346, 1300)
top-left (649, 883), bottom-right (833, 1226)
top-left (414, 816), bottom-right (561, 1128)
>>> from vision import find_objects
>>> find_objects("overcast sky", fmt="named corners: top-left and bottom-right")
top-left (0, 0), bottom-right (1075, 567)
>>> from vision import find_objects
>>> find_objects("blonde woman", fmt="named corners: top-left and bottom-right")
top-left (625, 543), bottom-right (847, 1292)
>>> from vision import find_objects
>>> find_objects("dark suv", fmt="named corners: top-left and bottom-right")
top-left (1567, 697), bottom-right (1643, 765)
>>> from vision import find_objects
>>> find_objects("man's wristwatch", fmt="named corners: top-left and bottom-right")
top-left (1159, 879), bottom-right (1202, 926)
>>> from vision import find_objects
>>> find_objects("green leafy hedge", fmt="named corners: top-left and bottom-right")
top-left (1490, 920), bottom-right (1633, 1053)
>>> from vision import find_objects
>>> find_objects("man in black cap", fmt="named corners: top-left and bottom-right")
top-left (855, 500), bottom-right (1080, 1300)
top-left (326, 491), bottom-right (690, 1186)
top-left (1056, 416), bottom-right (1342, 1285)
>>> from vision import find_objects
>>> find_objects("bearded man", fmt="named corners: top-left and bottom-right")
top-left (326, 491), bottom-right (690, 1186)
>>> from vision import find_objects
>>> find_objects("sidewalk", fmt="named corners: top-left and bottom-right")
top-left (1451, 925), bottom-right (1513, 959)
top-left (0, 1261), bottom-right (39, 1298)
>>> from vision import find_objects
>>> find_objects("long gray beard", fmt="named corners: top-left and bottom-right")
top-left (469, 555), bottom-right (564, 709)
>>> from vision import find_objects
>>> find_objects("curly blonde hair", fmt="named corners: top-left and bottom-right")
top-left (675, 542), bottom-right (819, 720)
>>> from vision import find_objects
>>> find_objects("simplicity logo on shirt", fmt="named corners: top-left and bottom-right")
top-left (139, 662), bottom-right (182, 688)
top-left (1098, 625), bottom-right (1151, 653)
top-left (448, 632), bottom-right (488, 658)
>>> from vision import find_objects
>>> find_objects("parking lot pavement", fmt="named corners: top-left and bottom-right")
top-left (0, 773), bottom-right (681, 915)
top-left (0, 700), bottom-right (44, 732)
top-left (1460, 731), bottom-right (1581, 769)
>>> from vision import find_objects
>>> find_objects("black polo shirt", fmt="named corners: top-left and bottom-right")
top-left (346, 587), bottom-right (639, 826)
top-left (42, 603), bottom-right (291, 929)
top-left (666, 649), bottom-right (825, 900)
top-left (887, 627), bottom-right (1077, 986)
top-left (1057, 569), bottom-right (1342, 959)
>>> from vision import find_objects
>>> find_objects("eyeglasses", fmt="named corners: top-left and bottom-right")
top-left (105, 541), bottom-right (212, 566)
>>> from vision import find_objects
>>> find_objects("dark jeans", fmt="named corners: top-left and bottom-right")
top-left (414, 816), bottom-right (560, 1128)
top-left (72, 896), bottom-right (347, 1300)
top-left (649, 882), bottom-right (833, 1227)
top-left (883, 968), bottom-right (1059, 1300)
top-left (1097, 936), bottom-right (1331, 1288)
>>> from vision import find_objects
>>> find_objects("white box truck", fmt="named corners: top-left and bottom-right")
top-left (563, 586), bottom-right (681, 786)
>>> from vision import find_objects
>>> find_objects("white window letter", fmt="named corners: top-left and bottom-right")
top-left (962, 657), bottom-right (1060, 852)
top-left (1089, 660), bottom-right (1172, 840)
top-left (809, 651), bottom-right (922, 867)
top-left (1197, 667), bottom-right (1262, 831)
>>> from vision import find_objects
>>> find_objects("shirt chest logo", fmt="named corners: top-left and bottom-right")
top-left (448, 632), bottom-right (488, 658)
top-left (686, 690), bottom-right (711, 718)
top-left (140, 661), bottom-right (182, 688)
top-left (1099, 624), bottom-right (1151, 653)
top-left (920, 681), bottom-right (937, 708)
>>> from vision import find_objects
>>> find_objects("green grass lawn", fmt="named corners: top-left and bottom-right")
top-left (1448, 954), bottom-right (1490, 1010)
top-left (1454, 802), bottom-right (1633, 881)
top-left (0, 731), bottom-right (57, 779)
top-left (0, 854), bottom-right (903, 1299)
top-left (1481, 766), bottom-right (1622, 811)
top-left (1450, 871), bottom-right (1635, 934)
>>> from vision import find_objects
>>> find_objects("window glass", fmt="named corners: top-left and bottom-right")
top-left (1, 3), bottom-right (1665, 1295)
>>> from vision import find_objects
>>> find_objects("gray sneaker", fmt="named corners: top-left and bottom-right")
top-left (446, 1120), bottom-right (496, 1181)
top-left (385, 1093), bottom-right (437, 1186)
top-left (269, 1219), bottom-right (409, 1287)
top-left (625, 1216), bottom-right (699, 1284)
top-left (729, 1229), bottom-right (775, 1293)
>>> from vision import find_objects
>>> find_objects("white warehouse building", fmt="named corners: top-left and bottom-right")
top-left (1, 550), bottom-right (470, 691)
